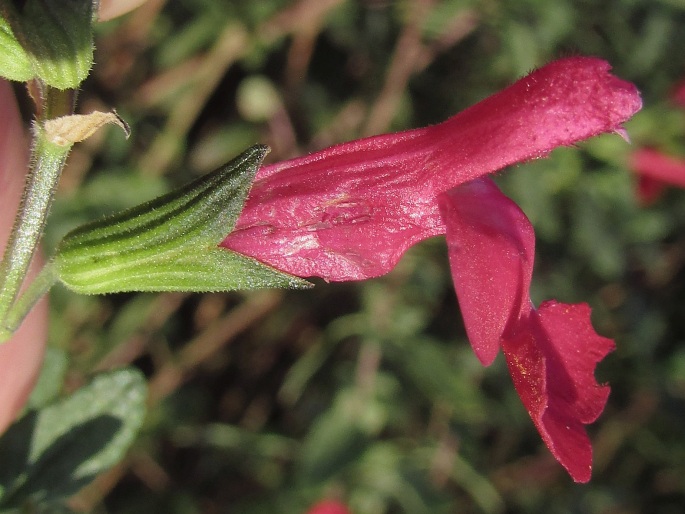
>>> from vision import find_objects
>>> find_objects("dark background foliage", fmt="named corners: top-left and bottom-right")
top-left (36, 0), bottom-right (685, 512)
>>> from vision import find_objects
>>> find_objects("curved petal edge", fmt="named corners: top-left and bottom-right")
top-left (502, 301), bottom-right (615, 483)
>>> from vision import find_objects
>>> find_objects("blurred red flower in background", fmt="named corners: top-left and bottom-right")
top-left (305, 500), bottom-right (352, 514)
top-left (629, 79), bottom-right (685, 204)
top-left (630, 148), bottom-right (685, 204)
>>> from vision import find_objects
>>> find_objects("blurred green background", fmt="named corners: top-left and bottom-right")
top-left (34, 0), bottom-right (685, 512)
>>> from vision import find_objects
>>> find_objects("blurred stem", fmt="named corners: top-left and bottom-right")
top-left (0, 86), bottom-right (74, 342)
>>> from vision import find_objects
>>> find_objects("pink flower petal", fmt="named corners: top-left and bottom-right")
top-left (439, 180), bottom-right (614, 481)
top-left (438, 179), bottom-right (535, 365)
top-left (502, 302), bottom-right (615, 483)
top-left (222, 57), bottom-right (640, 281)
top-left (425, 57), bottom-right (641, 194)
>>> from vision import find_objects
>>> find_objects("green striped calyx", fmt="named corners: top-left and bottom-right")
top-left (54, 145), bottom-right (311, 294)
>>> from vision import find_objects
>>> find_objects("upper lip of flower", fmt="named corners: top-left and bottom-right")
top-left (223, 56), bottom-right (641, 283)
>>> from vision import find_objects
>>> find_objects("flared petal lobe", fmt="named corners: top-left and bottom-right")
top-left (222, 57), bottom-right (641, 281)
top-left (440, 180), bottom-right (614, 482)
top-left (502, 302), bottom-right (614, 483)
top-left (438, 179), bottom-right (535, 365)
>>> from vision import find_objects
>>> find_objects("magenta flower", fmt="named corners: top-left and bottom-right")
top-left (222, 57), bottom-right (641, 482)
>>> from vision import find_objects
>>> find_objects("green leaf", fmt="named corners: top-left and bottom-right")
top-left (0, 16), bottom-right (33, 82)
top-left (54, 145), bottom-right (311, 293)
top-left (0, 0), bottom-right (94, 88)
top-left (0, 368), bottom-right (146, 508)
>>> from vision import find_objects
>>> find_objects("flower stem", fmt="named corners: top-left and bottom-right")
top-left (0, 86), bottom-right (74, 341)
top-left (0, 261), bottom-right (57, 342)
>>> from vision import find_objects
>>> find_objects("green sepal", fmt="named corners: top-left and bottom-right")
top-left (54, 145), bottom-right (311, 294)
top-left (0, 0), bottom-right (94, 89)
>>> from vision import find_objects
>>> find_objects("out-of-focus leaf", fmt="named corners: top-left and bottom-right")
top-left (296, 389), bottom-right (374, 484)
top-left (27, 347), bottom-right (68, 409)
top-left (0, 368), bottom-right (146, 507)
top-left (0, 16), bottom-right (33, 82)
top-left (384, 336), bottom-right (488, 425)
top-left (0, 0), bottom-right (94, 88)
top-left (172, 423), bottom-right (298, 488)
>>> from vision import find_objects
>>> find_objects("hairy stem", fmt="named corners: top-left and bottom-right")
top-left (0, 86), bottom-right (74, 341)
